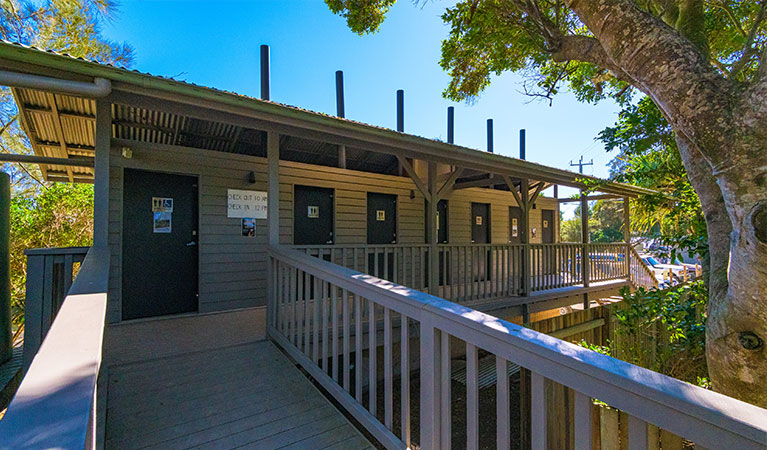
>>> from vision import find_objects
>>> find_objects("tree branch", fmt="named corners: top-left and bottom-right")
top-left (567, 0), bottom-right (734, 166)
top-left (730, 0), bottom-right (767, 78)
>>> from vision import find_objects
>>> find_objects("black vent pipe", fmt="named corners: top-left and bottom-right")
top-left (260, 45), bottom-right (270, 101)
top-left (487, 119), bottom-right (494, 153)
top-left (335, 71), bottom-right (345, 118)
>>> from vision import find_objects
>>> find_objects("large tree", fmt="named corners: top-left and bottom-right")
top-left (326, 0), bottom-right (767, 406)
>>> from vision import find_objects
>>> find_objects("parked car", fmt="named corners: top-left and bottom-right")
top-left (640, 254), bottom-right (691, 287)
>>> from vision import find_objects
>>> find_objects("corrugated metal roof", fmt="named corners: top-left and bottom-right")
top-left (0, 41), bottom-right (657, 197)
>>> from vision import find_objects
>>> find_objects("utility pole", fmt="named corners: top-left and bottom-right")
top-left (570, 155), bottom-right (593, 174)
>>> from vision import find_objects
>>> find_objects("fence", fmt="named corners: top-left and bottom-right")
top-left (268, 246), bottom-right (767, 449)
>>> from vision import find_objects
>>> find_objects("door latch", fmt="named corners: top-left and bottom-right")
top-left (186, 241), bottom-right (197, 247)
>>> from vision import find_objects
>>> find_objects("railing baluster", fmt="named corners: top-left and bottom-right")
top-left (531, 372), bottom-right (547, 450)
top-left (313, 275), bottom-right (319, 363)
top-left (322, 281), bottom-right (329, 373)
top-left (331, 284), bottom-right (339, 383)
top-left (420, 318), bottom-right (441, 450)
top-left (467, 342), bottom-right (479, 450)
top-left (290, 267), bottom-right (296, 346)
top-left (628, 415), bottom-right (649, 450)
top-left (384, 307), bottom-right (393, 429)
top-left (368, 299), bottom-right (377, 418)
top-left (355, 294), bottom-right (363, 403)
top-left (401, 314), bottom-right (410, 446)
top-left (440, 331), bottom-right (451, 449)
top-left (304, 271), bottom-right (311, 355)
top-left (497, 356), bottom-right (510, 450)
top-left (297, 270), bottom-right (303, 350)
top-left (343, 289), bottom-right (350, 392)
top-left (575, 391), bottom-right (593, 450)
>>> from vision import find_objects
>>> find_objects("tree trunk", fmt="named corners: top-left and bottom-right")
top-left (567, 0), bottom-right (767, 407)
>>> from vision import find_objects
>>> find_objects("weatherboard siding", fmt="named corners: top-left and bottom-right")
top-left (107, 139), bottom-right (559, 322)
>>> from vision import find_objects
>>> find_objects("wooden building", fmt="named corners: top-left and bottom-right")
top-left (1, 42), bottom-right (764, 450)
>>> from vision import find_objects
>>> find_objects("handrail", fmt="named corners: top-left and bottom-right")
top-left (268, 245), bottom-right (767, 449)
top-left (0, 245), bottom-right (110, 448)
top-left (629, 245), bottom-right (659, 289)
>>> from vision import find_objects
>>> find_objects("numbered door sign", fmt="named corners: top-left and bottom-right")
top-left (307, 206), bottom-right (320, 218)
top-left (376, 210), bottom-right (386, 221)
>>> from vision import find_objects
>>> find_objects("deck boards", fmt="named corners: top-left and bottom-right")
top-left (104, 341), bottom-right (373, 450)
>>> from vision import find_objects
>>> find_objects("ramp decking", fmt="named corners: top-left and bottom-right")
top-left (104, 340), bottom-right (373, 449)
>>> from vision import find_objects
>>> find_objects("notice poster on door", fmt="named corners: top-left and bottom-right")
top-left (228, 189), bottom-right (267, 219)
top-left (242, 218), bottom-right (256, 237)
top-left (512, 218), bottom-right (518, 237)
top-left (153, 211), bottom-right (172, 233)
top-left (152, 197), bottom-right (173, 213)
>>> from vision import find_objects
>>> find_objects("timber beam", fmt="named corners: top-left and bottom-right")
top-left (558, 194), bottom-right (622, 203)
top-left (452, 174), bottom-right (505, 190)
top-left (0, 154), bottom-right (93, 167)
top-left (397, 155), bottom-right (430, 200)
top-left (435, 167), bottom-right (465, 200)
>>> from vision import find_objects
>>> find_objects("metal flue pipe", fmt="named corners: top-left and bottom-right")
top-left (447, 106), bottom-right (454, 144)
top-left (335, 71), bottom-right (345, 118)
top-left (0, 70), bottom-right (110, 97)
top-left (260, 45), bottom-right (270, 101)
top-left (519, 129), bottom-right (526, 160)
top-left (396, 90), bottom-right (404, 132)
top-left (487, 119), bottom-right (494, 153)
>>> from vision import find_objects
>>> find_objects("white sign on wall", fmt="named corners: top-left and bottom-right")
top-left (228, 189), bottom-right (267, 219)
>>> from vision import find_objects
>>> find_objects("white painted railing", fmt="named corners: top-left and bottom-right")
top-left (268, 246), bottom-right (767, 449)
top-left (0, 245), bottom-right (109, 448)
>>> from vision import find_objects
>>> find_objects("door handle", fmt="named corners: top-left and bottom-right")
top-left (186, 241), bottom-right (197, 247)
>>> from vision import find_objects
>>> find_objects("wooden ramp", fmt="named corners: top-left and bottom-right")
top-left (104, 340), bottom-right (373, 449)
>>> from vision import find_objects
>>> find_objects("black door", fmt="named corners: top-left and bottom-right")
top-left (122, 169), bottom-right (198, 320)
top-left (542, 209), bottom-right (555, 275)
top-left (541, 209), bottom-right (554, 243)
top-left (368, 193), bottom-right (396, 280)
top-left (509, 206), bottom-right (525, 244)
top-left (294, 186), bottom-right (334, 245)
top-left (424, 199), bottom-right (450, 286)
top-left (471, 203), bottom-right (491, 281)
top-left (471, 203), bottom-right (490, 244)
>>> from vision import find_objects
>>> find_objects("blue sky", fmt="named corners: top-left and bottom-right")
top-left (102, 0), bottom-right (623, 211)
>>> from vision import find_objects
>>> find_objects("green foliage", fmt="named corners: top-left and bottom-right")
top-left (324, 0), bottom-right (396, 35)
top-left (600, 97), bottom-right (707, 266)
top-left (613, 281), bottom-right (708, 385)
top-left (9, 184), bottom-right (93, 343)
top-left (560, 201), bottom-right (624, 243)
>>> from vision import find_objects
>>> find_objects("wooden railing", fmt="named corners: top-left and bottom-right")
top-left (267, 246), bottom-right (767, 449)
top-left (296, 242), bottom-right (630, 300)
top-left (0, 245), bottom-right (109, 448)
top-left (629, 245), bottom-right (659, 289)
top-left (23, 246), bottom-right (90, 371)
top-left (528, 243), bottom-right (583, 292)
top-left (589, 243), bottom-right (629, 283)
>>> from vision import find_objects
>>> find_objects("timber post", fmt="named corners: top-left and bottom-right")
top-left (93, 98), bottom-right (111, 248)
top-left (624, 197), bottom-right (631, 280)
top-left (0, 172), bottom-right (9, 364)
top-left (427, 162), bottom-right (439, 295)
top-left (581, 190), bottom-right (590, 309)
top-left (521, 178), bottom-right (531, 298)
